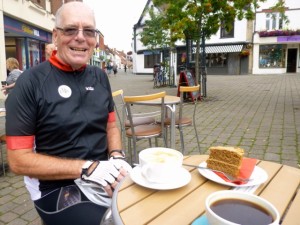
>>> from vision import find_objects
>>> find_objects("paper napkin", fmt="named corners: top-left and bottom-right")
top-left (214, 158), bottom-right (257, 185)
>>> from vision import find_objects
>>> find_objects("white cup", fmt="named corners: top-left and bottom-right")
top-left (205, 190), bottom-right (280, 225)
top-left (139, 147), bottom-right (183, 183)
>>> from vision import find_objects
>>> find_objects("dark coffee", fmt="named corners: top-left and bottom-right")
top-left (211, 199), bottom-right (273, 225)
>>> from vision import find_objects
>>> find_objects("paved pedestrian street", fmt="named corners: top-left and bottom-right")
top-left (0, 71), bottom-right (299, 224)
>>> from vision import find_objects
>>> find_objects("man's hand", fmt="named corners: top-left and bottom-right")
top-left (109, 157), bottom-right (132, 174)
top-left (81, 161), bottom-right (125, 197)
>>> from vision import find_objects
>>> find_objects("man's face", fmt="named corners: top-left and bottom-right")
top-left (53, 5), bottom-right (97, 70)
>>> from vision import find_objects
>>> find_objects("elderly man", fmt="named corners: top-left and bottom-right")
top-left (5, 2), bottom-right (131, 225)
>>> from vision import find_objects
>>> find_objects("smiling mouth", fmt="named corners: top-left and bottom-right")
top-left (70, 47), bottom-right (87, 52)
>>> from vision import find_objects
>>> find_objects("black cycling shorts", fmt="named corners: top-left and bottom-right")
top-left (34, 185), bottom-right (108, 225)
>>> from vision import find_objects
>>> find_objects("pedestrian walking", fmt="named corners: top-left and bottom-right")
top-left (113, 64), bottom-right (118, 76)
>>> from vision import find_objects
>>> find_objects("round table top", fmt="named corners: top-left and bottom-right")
top-left (136, 95), bottom-right (180, 105)
top-left (112, 155), bottom-right (300, 225)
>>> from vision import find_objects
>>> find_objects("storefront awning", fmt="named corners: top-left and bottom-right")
top-left (143, 50), bottom-right (160, 55)
top-left (200, 44), bottom-right (244, 53)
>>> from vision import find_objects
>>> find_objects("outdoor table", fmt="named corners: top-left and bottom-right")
top-left (135, 95), bottom-right (180, 149)
top-left (112, 155), bottom-right (300, 225)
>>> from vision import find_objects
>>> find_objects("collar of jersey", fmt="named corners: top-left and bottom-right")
top-left (49, 50), bottom-right (86, 72)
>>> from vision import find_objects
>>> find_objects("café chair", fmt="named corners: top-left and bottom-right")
top-left (124, 91), bottom-right (167, 164)
top-left (112, 89), bottom-right (127, 148)
top-left (164, 85), bottom-right (201, 154)
top-left (0, 134), bottom-right (6, 176)
top-left (112, 90), bottom-right (156, 153)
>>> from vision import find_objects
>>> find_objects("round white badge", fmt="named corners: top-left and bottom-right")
top-left (58, 85), bottom-right (72, 98)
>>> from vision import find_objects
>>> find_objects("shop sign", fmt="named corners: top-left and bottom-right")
top-left (277, 35), bottom-right (300, 42)
top-left (4, 16), bottom-right (51, 42)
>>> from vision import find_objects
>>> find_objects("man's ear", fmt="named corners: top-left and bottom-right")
top-left (52, 29), bottom-right (58, 46)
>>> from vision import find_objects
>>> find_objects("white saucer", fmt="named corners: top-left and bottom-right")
top-left (198, 162), bottom-right (268, 187)
top-left (130, 166), bottom-right (191, 190)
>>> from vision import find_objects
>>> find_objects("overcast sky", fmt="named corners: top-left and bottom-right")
top-left (84, 0), bottom-right (148, 52)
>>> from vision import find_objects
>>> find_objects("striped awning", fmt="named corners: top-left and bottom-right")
top-left (143, 50), bottom-right (160, 55)
top-left (198, 44), bottom-right (244, 54)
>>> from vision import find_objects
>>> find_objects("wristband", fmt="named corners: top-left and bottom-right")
top-left (111, 156), bottom-right (126, 160)
top-left (81, 160), bottom-right (97, 177)
top-left (109, 150), bottom-right (125, 158)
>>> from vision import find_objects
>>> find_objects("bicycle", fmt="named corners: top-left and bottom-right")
top-left (153, 67), bottom-right (168, 88)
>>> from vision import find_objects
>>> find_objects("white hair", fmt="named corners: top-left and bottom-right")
top-left (55, 2), bottom-right (96, 27)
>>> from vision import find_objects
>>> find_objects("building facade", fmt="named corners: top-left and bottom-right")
top-left (133, 0), bottom-right (300, 76)
top-left (132, 0), bottom-right (252, 76)
top-left (253, 0), bottom-right (300, 74)
top-left (0, 0), bottom-right (107, 99)
top-left (0, 0), bottom-right (61, 99)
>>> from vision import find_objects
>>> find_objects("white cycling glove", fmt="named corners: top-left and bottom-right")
top-left (81, 160), bottom-right (120, 187)
top-left (109, 157), bottom-right (132, 173)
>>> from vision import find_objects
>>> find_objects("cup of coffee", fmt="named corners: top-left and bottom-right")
top-left (139, 147), bottom-right (183, 183)
top-left (205, 190), bottom-right (280, 225)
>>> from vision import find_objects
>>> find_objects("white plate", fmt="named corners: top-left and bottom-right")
top-left (198, 162), bottom-right (268, 187)
top-left (130, 166), bottom-right (191, 190)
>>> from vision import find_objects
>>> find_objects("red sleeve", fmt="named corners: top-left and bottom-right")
top-left (6, 136), bottom-right (35, 150)
top-left (108, 111), bottom-right (116, 122)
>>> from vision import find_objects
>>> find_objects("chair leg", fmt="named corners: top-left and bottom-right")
top-left (132, 137), bottom-right (138, 164)
top-left (148, 139), bottom-right (152, 147)
top-left (1, 141), bottom-right (5, 176)
top-left (193, 124), bottom-right (201, 153)
top-left (162, 135), bottom-right (167, 148)
top-left (178, 127), bottom-right (185, 155)
top-left (127, 137), bottom-right (133, 165)
top-left (164, 127), bottom-right (169, 148)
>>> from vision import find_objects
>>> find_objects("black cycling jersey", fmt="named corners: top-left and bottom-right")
top-left (5, 60), bottom-right (114, 194)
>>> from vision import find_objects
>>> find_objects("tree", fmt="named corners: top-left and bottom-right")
top-left (139, 6), bottom-right (177, 86)
top-left (140, 7), bottom-right (171, 50)
top-left (139, 0), bottom-right (267, 95)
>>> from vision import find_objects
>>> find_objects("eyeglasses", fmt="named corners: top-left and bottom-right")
top-left (56, 27), bottom-right (99, 38)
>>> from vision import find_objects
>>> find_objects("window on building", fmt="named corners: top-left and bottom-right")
top-left (205, 53), bottom-right (228, 67)
top-left (144, 52), bottom-right (160, 68)
top-left (220, 22), bottom-right (234, 38)
top-left (259, 44), bottom-right (286, 68)
top-left (266, 13), bottom-right (283, 30)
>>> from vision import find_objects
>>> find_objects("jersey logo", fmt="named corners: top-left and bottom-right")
top-left (85, 87), bottom-right (94, 91)
top-left (58, 85), bottom-right (72, 98)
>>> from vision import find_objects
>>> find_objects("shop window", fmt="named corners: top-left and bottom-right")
top-left (32, 0), bottom-right (46, 9)
top-left (144, 53), bottom-right (160, 68)
top-left (28, 39), bottom-right (41, 67)
top-left (266, 13), bottom-right (282, 31)
top-left (205, 53), bottom-right (228, 68)
top-left (259, 44), bottom-right (286, 68)
top-left (220, 22), bottom-right (234, 38)
top-left (298, 45), bottom-right (300, 68)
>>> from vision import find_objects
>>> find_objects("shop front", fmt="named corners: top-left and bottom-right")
top-left (176, 43), bottom-right (249, 75)
top-left (253, 34), bottom-right (300, 74)
top-left (4, 16), bottom-right (52, 71)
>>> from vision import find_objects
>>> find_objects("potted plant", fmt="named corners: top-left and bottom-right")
top-left (240, 49), bottom-right (250, 57)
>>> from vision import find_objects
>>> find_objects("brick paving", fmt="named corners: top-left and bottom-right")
top-left (0, 70), bottom-right (299, 224)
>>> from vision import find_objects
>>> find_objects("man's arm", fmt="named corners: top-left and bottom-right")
top-left (7, 148), bottom-right (84, 180)
top-left (106, 120), bottom-right (123, 157)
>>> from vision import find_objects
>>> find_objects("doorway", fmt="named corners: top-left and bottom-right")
top-left (286, 48), bottom-right (297, 73)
